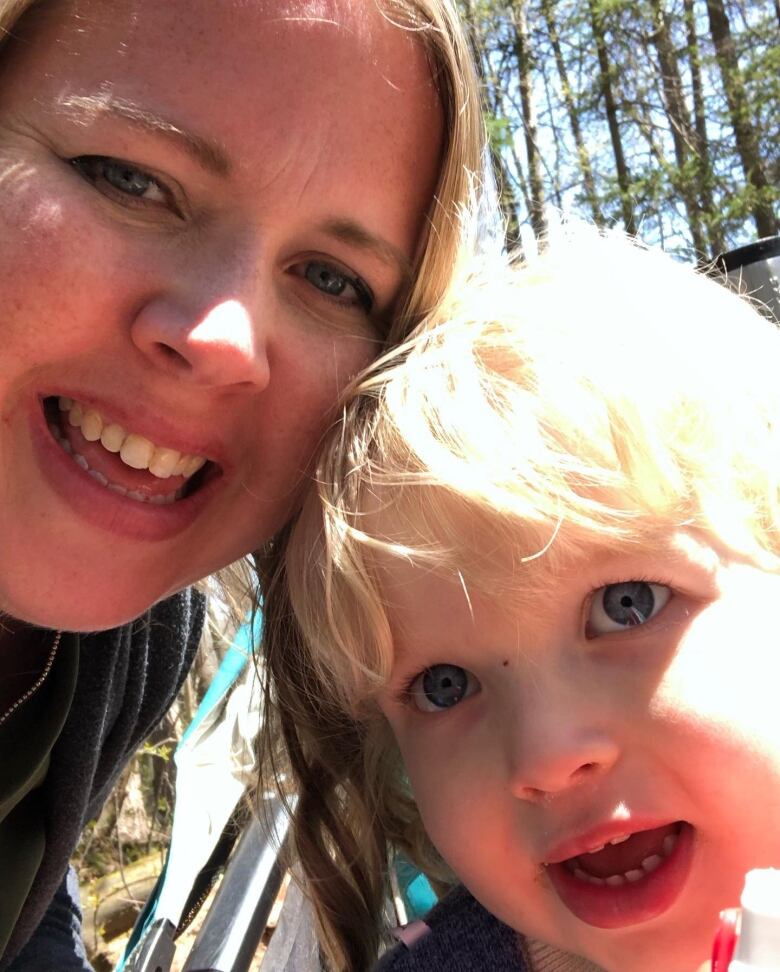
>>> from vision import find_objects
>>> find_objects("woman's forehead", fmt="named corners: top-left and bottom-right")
top-left (25, 0), bottom-right (423, 61)
top-left (4, 0), bottom-right (441, 221)
top-left (13, 0), bottom-right (439, 152)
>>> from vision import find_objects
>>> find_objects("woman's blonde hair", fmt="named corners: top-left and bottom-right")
top-left (263, 228), bottom-right (780, 969)
top-left (0, 0), bottom-right (38, 35)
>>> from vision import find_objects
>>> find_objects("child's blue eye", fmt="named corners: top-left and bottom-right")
top-left (587, 581), bottom-right (671, 635)
top-left (409, 664), bottom-right (480, 713)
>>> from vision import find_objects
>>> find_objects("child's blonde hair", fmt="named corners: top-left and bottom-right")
top-left (263, 229), bottom-right (780, 970)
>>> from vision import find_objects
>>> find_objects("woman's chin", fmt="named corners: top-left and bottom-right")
top-left (0, 565), bottom-right (184, 633)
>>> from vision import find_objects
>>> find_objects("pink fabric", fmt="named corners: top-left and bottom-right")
top-left (393, 920), bottom-right (432, 949)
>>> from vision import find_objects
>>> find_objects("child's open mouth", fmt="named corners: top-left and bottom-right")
top-left (43, 396), bottom-right (219, 504)
top-left (545, 821), bottom-right (695, 928)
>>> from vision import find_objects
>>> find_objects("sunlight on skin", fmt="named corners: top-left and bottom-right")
top-left (188, 301), bottom-right (257, 361)
top-left (0, 161), bottom-right (34, 190)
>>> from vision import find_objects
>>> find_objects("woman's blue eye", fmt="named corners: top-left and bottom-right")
top-left (587, 581), bottom-right (671, 635)
top-left (71, 156), bottom-right (169, 206)
top-left (409, 664), bottom-right (480, 713)
top-left (303, 260), bottom-right (373, 313)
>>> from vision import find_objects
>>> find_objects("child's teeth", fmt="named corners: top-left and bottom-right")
top-left (120, 433), bottom-right (155, 470)
top-left (74, 453), bottom-right (89, 471)
top-left (88, 469), bottom-right (108, 487)
top-left (566, 826), bottom-right (683, 887)
top-left (58, 397), bottom-right (72, 411)
top-left (573, 867), bottom-right (605, 886)
top-left (586, 843), bottom-right (605, 854)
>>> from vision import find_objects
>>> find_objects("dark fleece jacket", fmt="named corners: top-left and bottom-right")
top-left (375, 885), bottom-right (530, 971)
top-left (2, 588), bottom-right (204, 971)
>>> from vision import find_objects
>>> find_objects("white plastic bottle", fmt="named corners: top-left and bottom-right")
top-left (729, 869), bottom-right (780, 971)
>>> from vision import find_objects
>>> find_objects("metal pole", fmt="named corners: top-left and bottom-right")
top-left (182, 796), bottom-right (290, 972)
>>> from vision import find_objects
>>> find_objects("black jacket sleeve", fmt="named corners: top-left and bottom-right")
top-left (1, 589), bottom-right (205, 971)
top-left (7, 868), bottom-right (92, 972)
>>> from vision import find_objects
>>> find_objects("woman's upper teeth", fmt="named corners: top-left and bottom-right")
top-left (59, 397), bottom-right (206, 480)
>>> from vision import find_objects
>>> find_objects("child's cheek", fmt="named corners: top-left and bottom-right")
top-left (397, 713), bottom-right (506, 862)
top-left (655, 563), bottom-right (780, 755)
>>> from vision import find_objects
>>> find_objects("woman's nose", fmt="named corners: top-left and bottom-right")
top-left (505, 691), bottom-right (621, 802)
top-left (131, 294), bottom-right (271, 390)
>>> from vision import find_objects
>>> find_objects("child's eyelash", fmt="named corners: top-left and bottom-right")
top-left (585, 573), bottom-right (677, 604)
top-left (397, 670), bottom-right (423, 706)
top-left (588, 572), bottom-right (675, 593)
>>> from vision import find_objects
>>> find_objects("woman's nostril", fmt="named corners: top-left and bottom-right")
top-left (156, 343), bottom-right (190, 368)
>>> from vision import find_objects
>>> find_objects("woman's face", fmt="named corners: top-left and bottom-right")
top-left (0, 0), bottom-right (442, 630)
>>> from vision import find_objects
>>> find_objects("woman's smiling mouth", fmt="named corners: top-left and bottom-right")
top-left (44, 395), bottom-right (216, 504)
top-left (30, 394), bottom-right (223, 542)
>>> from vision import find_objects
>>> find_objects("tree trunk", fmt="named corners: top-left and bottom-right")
top-left (682, 0), bottom-right (724, 255)
top-left (512, 0), bottom-right (548, 242)
top-left (705, 0), bottom-right (777, 237)
top-left (541, 0), bottom-right (604, 224)
top-left (460, 0), bottom-right (522, 248)
top-left (647, 0), bottom-right (708, 257)
top-left (587, 0), bottom-right (636, 234)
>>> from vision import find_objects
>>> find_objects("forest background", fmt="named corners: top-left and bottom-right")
top-left (76, 0), bottom-right (779, 966)
top-left (469, 0), bottom-right (778, 258)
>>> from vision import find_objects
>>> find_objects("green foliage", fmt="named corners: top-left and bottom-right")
top-left (461, 0), bottom-right (778, 256)
top-left (484, 113), bottom-right (514, 152)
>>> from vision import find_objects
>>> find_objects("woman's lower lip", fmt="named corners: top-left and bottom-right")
top-left (30, 397), bottom-right (218, 542)
top-left (546, 822), bottom-right (695, 929)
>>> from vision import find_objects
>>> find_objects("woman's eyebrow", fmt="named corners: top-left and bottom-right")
top-left (56, 92), bottom-right (230, 176)
top-left (319, 217), bottom-right (413, 283)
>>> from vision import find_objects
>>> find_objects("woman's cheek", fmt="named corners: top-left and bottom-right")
top-left (0, 170), bottom-right (138, 371)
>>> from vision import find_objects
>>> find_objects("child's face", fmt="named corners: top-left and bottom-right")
top-left (377, 529), bottom-right (780, 972)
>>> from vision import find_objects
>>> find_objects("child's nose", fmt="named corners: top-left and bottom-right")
top-left (505, 694), bottom-right (620, 801)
